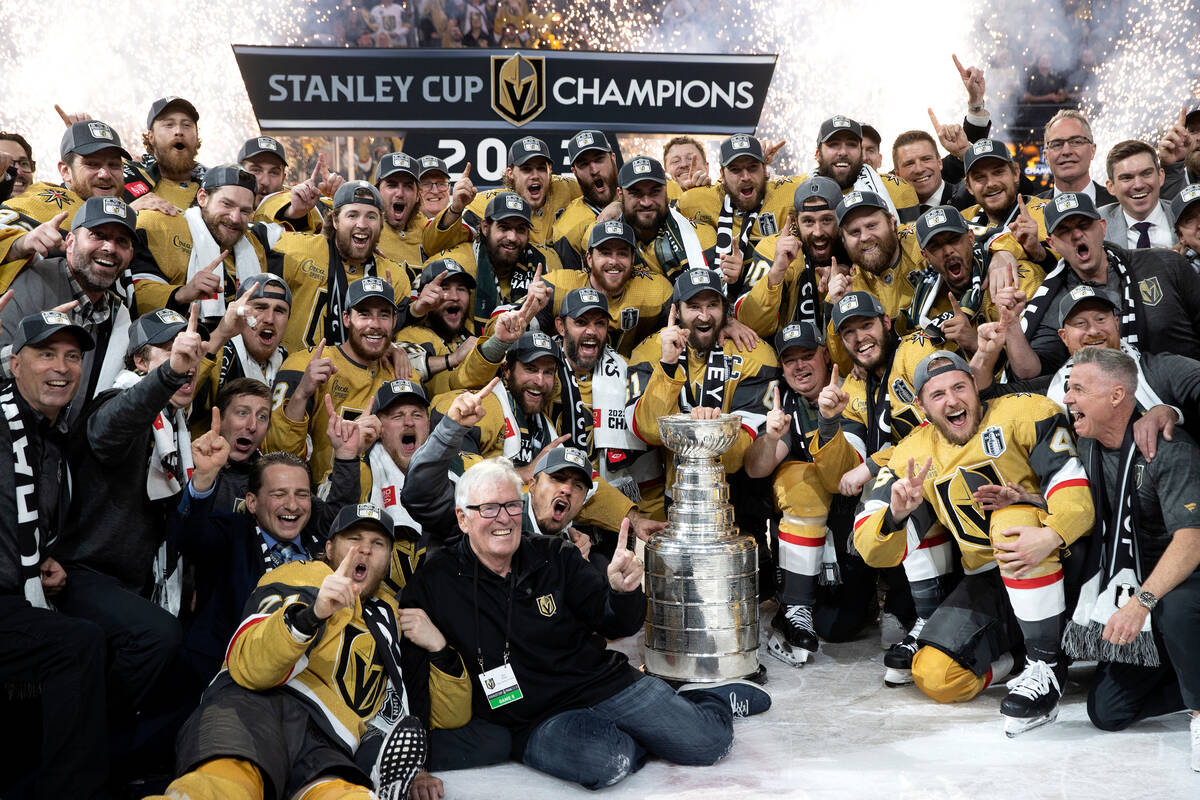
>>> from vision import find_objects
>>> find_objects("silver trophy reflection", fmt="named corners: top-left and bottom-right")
top-left (644, 413), bottom-right (760, 683)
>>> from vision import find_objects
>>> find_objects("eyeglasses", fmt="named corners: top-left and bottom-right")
top-left (420, 179), bottom-right (449, 190)
top-left (1044, 136), bottom-right (1093, 152)
top-left (466, 501), bottom-right (524, 519)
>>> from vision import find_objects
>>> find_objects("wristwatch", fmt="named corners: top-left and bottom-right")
top-left (1136, 590), bottom-right (1158, 610)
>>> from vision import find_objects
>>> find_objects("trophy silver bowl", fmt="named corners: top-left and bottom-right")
top-left (644, 413), bottom-right (760, 683)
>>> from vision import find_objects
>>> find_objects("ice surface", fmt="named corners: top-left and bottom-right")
top-left (437, 607), bottom-right (1196, 799)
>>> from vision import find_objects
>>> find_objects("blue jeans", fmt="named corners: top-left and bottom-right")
top-left (522, 675), bottom-right (734, 789)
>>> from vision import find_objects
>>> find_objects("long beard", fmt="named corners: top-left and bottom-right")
top-left (856, 234), bottom-right (900, 276)
top-left (155, 145), bottom-right (197, 178)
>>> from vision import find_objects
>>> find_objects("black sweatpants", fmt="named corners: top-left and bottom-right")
top-left (0, 595), bottom-right (109, 799)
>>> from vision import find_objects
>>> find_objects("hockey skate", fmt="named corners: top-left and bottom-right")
top-left (883, 617), bottom-right (925, 687)
top-left (373, 715), bottom-right (427, 800)
top-left (1001, 658), bottom-right (1064, 738)
top-left (767, 604), bottom-right (818, 666)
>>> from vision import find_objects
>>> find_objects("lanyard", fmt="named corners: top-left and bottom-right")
top-left (472, 556), bottom-right (515, 671)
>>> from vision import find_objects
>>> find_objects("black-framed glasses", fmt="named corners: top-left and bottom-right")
top-left (420, 179), bottom-right (449, 190)
top-left (1045, 136), bottom-right (1093, 152)
top-left (466, 501), bottom-right (524, 519)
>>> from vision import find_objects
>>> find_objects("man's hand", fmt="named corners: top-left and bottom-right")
top-left (889, 457), bottom-right (932, 521)
top-left (208, 293), bottom-right (257, 354)
top-left (686, 168), bottom-right (712, 189)
top-left (516, 433), bottom-right (571, 486)
top-left (398, 607), bottom-right (448, 652)
top-left (191, 406), bottom-right (231, 491)
top-left (717, 316), bottom-right (760, 353)
top-left (448, 336), bottom-right (478, 369)
top-left (39, 557), bottom-right (67, 596)
top-left (567, 526), bottom-right (592, 560)
top-left (54, 104), bottom-right (93, 126)
top-left (660, 304), bottom-right (687, 363)
top-left (994, 525), bottom-right (1064, 577)
top-left (522, 264), bottom-right (551, 319)
top-left (817, 363), bottom-right (850, 419)
top-left (826, 256), bottom-right (853, 305)
top-left (129, 193), bottom-right (179, 216)
top-left (409, 771), bottom-right (445, 800)
top-left (286, 157), bottom-right (326, 219)
top-left (313, 548), bottom-right (360, 619)
top-left (411, 270), bottom-right (448, 317)
top-left (325, 394), bottom-right (362, 459)
top-left (689, 405), bottom-right (721, 420)
top-left (1158, 107), bottom-right (1193, 166)
top-left (719, 236), bottom-right (744, 285)
top-left (176, 251), bottom-right (229, 304)
top-left (169, 304), bottom-right (205, 375)
top-left (626, 508), bottom-right (667, 542)
top-left (928, 108), bottom-right (969, 159)
top-left (1134, 404), bottom-right (1178, 461)
top-left (1008, 196), bottom-right (1044, 262)
top-left (447, 162), bottom-right (476, 216)
top-left (839, 462), bottom-right (872, 497)
top-left (0, 289), bottom-right (13, 334)
top-left (447, 376), bottom-right (499, 427)
top-left (769, 213), bottom-right (799, 288)
top-left (596, 200), bottom-right (622, 223)
top-left (9, 211), bottom-right (68, 261)
top-left (942, 293), bottom-right (978, 353)
top-left (764, 384), bottom-right (789, 440)
top-left (973, 480), bottom-right (1045, 511)
top-left (952, 54), bottom-right (986, 109)
top-left (763, 139), bottom-right (787, 166)
top-left (606, 519), bottom-right (643, 593)
top-left (295, 339), bottom-right (338, 402)
top-left (1102, 598), bottom-right (1150, 649)
top-left (387, 343), bottom-right (413, 381)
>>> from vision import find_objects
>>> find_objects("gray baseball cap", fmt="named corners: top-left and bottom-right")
top-left (831, 291), bottom-right (885, 332)
top-left (376, 152), bottom-right (418, 184)
top-left (509, 136), bottom-right (552, 166)
top-left (719, 134), bottom-right (765, 166)
top-left (587, 219), bottom-right (635, 251)
top-left (913, 350), bottom-right (972, 396)
top-left (59, 120), bottom-right (131, 161)
top-left (617, 156), bottom-right (667, 189)
top-left (1058, 284), bottom-right (1120, 323)
top-left (235, 273), bottom-right (292, 307)
top-left (127, 308), bottom-right (187, 355)
top-left (559, 287), bottom-right (609, 319)
top-left (835, 190), bottom-right (890, 225)
top-left (70, 196), bottom-right (137, 234)
top-left (818, 115), bottom-right (862, 143)
top-left (484, 192), bottom-right (533, 225)
top-left (534, 446), bottom-right (594, 489)
top-left (793, 176), bottom-right (843, 212)
top-left (774, 321), bottom-right (823, 355)
top-left (334, 180), bottom-right (382, 210)
top-left (962, 138), bottom-right (1013, 174)
top-left (914, 206), bottom-right (971, 249)
top-left (10, 310), bottom-right (94, 354)
top-left (671, 268), bottom-right (724, 303)
top-left (1043, 191), bottom-right (1101, 235)
top-left (330, 502), bottom-right (395, 541)
top-left (236, 136), bottom-right (288, 166)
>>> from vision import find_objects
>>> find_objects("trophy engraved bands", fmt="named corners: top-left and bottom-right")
top-left (644, 413), bottom-right (760, 682)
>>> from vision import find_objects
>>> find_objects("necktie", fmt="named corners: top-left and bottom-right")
top-left (270, 542), bottom-right (299, 567)
top-left (1131, 220), bottom-right (1151, 249)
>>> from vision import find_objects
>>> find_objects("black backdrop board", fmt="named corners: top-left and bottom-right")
top-left (400, 130), bottom-right (625, 185)
top-left (232, 46), bottom-right (777, 135)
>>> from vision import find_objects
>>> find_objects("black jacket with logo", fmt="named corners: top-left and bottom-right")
top-left (402, 532), bottom-right (645, 756)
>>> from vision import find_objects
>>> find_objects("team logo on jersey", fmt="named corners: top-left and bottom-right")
top-left (1186, 502), bottom-right (1197, 512)
top-left (1138, 277), bottom-right (1163, 306)
top-left (87, 121), bottom-right (115, 141)
top-left (934, 461), bottom-right (1004, 549)
top-left (335, 624), bottom-right (387, 717)
top-left (758, 212), bottom-right (778, 236)
top-left (536, 593), bottom-right (557, 617)
top-left (892, 378), bottom-right (915, 406)
top-left (36, 187), bottom-right (73, 209)
top-left (491, 53), bottom-right (546, 126)
top-left (981, 425), bottom-right (1006, 457)
top-left (620, 307), bottom-right (639, 330)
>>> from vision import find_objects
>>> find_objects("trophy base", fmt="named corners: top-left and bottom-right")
top-left (644, 648), bottom-right (761, 684)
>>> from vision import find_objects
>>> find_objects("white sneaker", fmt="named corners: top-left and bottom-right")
top-left (1190, 713), bottom-right (1199, 772)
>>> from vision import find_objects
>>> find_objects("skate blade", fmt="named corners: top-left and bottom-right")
top-left (883, 667), bottom-right (913, 687)
top-left (1003, 706), bottom-right (1059, 738)
top-left (767, 634), bottom-right (812, 667)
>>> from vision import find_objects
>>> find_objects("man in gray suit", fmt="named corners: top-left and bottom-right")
top-left (1100, 140), bottom-right (1177, 249)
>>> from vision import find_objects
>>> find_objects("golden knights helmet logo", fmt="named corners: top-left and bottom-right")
top-left (335, 624), bottom-right (388, 718)
top-left (491, 53), bottom-right (546, 126)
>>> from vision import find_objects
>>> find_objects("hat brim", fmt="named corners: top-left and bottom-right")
top-left (1046, 209), bottom-right (1101, 235)
top-left (68, 142), bottom-right (133, 161)
top-left (150, 98), bottom-right (199, 128)
top-left (240, 148), bottom-right (288, 167)
top-left (21, 323), bottom-right (96, 353)
top-left (332, 517), bottom-right (395, 541)
top-left (539, 463), bottom-right (594, 489)
top-left (511, 152), bottom-right (552, 166)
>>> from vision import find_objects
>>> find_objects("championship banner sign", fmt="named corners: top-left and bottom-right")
top-left (232, 46), bottom-right (777, 135)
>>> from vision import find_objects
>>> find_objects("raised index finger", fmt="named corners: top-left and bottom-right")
top-left (314, 338), bottom-right (326, 359)
top-left (210, 405), bottom-right (223, 437)
top-left (615, 517), bottom-right (630, 554)
top-left (783, 212), bottom-right (795, 233)
top-left (1180, 106), bottom-right (1188, 128)
top-left (927, 107), bottom-right (941, 130)
top-left (0, 289), bottom-right (13, 314)
top-left (459, 161), bottom-right (472, 181)
top-left (54, 104), bottom-right (72, 126)
top-left (668, 304), bottom-right (677, 327)
top-left (772, 383), bottom-right (781, 409)
top-left (828, 363), bottom-right (840, 388)
top-left (187, 302), bottom-right (200, 333)
top-left (206, 251), bottom-right (229, 272)
top-left (335, 545), bottom-right (357, 577)
top-left (952, 53), bottom-right (968, 77)
top-left (474, 376), bottom-right (501, 400)
top-left (50, 210), bottom-right (69, 229)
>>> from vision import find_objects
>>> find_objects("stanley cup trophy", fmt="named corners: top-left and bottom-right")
top-left (644, 413), bottom-right (761, 683)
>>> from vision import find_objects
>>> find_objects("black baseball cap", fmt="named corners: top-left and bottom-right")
top-left (59, 120), bottom-right (131, 161)
top-left (509, 136), bottom-right (552, 166)
top-left (236, 136), bottom-right (287, 166)
top-left (127, 308), bottom-right (188, 355)
top-left (484, 192), bottom-right (532, 224)
top-left (835, 190), bottom-right (890, 225)
top-left (559, 287), bottom-right (609, 319)
top-left (10, 310), bottom-right (94, 354)
top-left (1171, 183), bottom-right (1200, 226)
top-left (774, 321), bottom-right (823, 355)
top-left (376, 152), bottom-right (418, 184)
top-left (915, 205), bottom-right (971, 249)
top-left (831, 291), bottom-right (885, 332)
top-left (962, 139), bottom-right (1014, 174)
top-left (567, 130), bottom-right (612, 165)
top-left (419, 257), bottom-right (476, 290)
top-left (70, 196), bottom-right (137, 234)
top-left (346, 276), bottom-right (396, 311)
top-left (818, 115), bottom-right (863, 143)
top-left (672, 268), bottom-right (724, 303)
top-left (1058, 284), bottom-right (1120, 323)
top-left (202, 165), bottom-right (257, 195)
top-left (793, 176), bottom-right (843, 212)
top-left (1043, 191), bottom-right (1101, 234)
top-left (587, 219), bottom-right (635, 251)
top-left (374, 378), bottom-right (428, 413)
top-left (507, 330), bottom-right (561, 365)
top-left (146, 96), bottom-right (198, 130)
top-left (913, 350), bottom-right (972, 396)
top-left (417, 155), bottom-right (450, 180)
top-left (534, 446), bottom-right (594, 489)
top-left (330, 502), bottom-right (395, 541)
top-left (617, 156), bottom-right (667, 189)
top-left (334, 180), bottom-right (382, 210)
top-left (719, 134), bottom-right (765, 167)
top-left (235, 273), bottom-right (292, 306)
